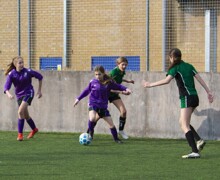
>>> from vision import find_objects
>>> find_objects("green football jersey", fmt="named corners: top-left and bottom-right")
top-left (109, 67), bottom-right (125, 84)
top-left (167, 60), bottom-right (198, 97)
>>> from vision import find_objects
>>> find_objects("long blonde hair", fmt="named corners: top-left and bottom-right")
top-left (5, 56), bottom-right (23, 75)
top-left (94, 65), bottom-right (113, 85)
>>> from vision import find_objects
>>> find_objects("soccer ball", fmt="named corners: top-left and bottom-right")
top-left (79, 133), bottom-right (92, 145)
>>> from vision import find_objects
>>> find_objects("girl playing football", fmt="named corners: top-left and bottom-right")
top-left (87, 57), bottom-right (134, 139)
top-left (73, 65), bottom-right (132, 143)
top-left (4, 56), bottom-right (43, 141)
top-left (108, 57), bottom-right (134, 139)
top-left (143, 48), bottom-right (213, 159)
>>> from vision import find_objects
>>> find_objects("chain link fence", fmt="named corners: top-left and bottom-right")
top-left (0, 0), bottom-right (219, 72)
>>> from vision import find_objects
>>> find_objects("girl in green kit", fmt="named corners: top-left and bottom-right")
top-left (108, 57), bottom-right (134, 139)
top-left (143, 48), bottom-right (213, 159)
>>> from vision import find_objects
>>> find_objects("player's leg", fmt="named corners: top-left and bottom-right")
top-left (190, 108), bottom-right (206, 151)
top-left (103, 115), bottom-right (122, 144)
top-left (21, 95), bottom-right (38, 139)
top-left (17, 100), bottom-right (29, 141)
top-left (190, 124), bottom-right (206, 151)
top-left (25, 109), bottom-right (38, 139)
top-left (180, 107), bottom-right (200, 159)
top-left (112, 99), bottom-right (128, 139)
top-left (88, 109), bottom-right (98, 139)
top-left (86, 113), bottom-right (100, 135)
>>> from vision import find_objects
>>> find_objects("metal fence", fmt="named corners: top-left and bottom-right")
top-left (165, 0), bottom-right (219, 72)
top-left (0, 0), bottom-right (219, 72)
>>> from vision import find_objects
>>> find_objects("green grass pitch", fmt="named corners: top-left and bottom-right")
top-left (0, 131), bottom-right (220, 180)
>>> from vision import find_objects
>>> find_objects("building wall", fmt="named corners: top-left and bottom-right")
top-left (0, 1), bottom-right (18, 68)
top-left (149, 0), bottom-right (163, 71)
top-left (1, 71), bottom-right (219, 140)
top-left (71, 0), bottom-right (146, 71)
top-left (0, 0), bottom-right (220, 72)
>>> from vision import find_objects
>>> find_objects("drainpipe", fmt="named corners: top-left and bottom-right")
top-left (146, 0), bottom-right (149, 71)
top-left (63, 0), bottom-right (67, 68)
top-left (205, 10), bottom-right (211, 72)
top-left (18, 0), bottom-right (21, 56)
top-left (28, 0), bottom-right (31, 67)
top-left (162, 0), bottom-right (167, 71)
top-left (212, 10), bottom-right (217, 72)
top-left (205, 9), bottom-right (217, 72)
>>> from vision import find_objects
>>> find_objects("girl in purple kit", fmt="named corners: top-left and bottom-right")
top-left (4, 56), bottom-right (43, 141)
top-left (73, 65), bottom-right (132, 143)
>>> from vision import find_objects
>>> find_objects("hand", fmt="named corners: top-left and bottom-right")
top-left (122, 91), bottom-right (130, 95)
top-left (37, 91), bottom-right (42, 98)
top-left (208, 92), bottom-right (214, 103)
top-left (142, 80), bottom-right (151, 88)
top-left (73, 99), bottom-right (79, 107)
top-left (129, 80), bottom-right (134, 84)
top-left (7, 93), bottom-right (14, 99)
top-left (123, 88), bottom-right (132, 95)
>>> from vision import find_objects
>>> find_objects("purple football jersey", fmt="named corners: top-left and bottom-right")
top-left (77, 78), bottom-right (127, 109)
top-left (4, 68), bottom-right (43, 99)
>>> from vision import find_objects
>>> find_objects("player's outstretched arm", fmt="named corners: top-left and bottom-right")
top-left (123, 79), bottom-right (134, 84)
top-left (73, 99), bottom-right (79, 107)
top-left (110, 89), bottom-right (132, 95)
top-left (143, 75), bottom-right (173, 88)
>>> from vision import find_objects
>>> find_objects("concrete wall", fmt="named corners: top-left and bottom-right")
top-left (1, 71), bottom-right (220, 140)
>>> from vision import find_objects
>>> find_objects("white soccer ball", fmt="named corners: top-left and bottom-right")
top-left (79, 133), bottom-right (92, 145)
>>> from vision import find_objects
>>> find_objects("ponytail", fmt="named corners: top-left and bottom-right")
top-left (5, 62), bottom-right (16, 75)
top-left (102, 74), bottom-right (113, 85)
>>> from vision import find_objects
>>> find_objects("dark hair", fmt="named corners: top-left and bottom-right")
top-left (5, 56), bottom-right (23, 75)
top-left (168, 48), bottom-right (182, 70)
top-left (94, 65), bottom-right (113, 85)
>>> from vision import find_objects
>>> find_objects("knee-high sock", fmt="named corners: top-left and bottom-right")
top-left (190, 125), bottom-right (201, 141)
top-left (88, 120), bottom-right (96, 138)
top-left (185, 130), bottom-right (198, 153)
top-left (119, 117), bottom-right (126, 131)
top-left (87, 121), bottom-right (97, 133)
top-left (18, 119), bottom-right (25, 133)
top-left (110, 127), bottom-right (119, 141)
top-left (26, 118), bottom-right (36, 130)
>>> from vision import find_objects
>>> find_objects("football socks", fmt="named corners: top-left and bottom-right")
top-left (110, 127), bottom-right (119, 141)
top-left (119, 116), bottom-right (126, 131)
top-left (190, 125), bottom-right (201, 141)
top-left (26, 118), bottom-right (36, 130)
top-left (18, 119), bottom-right (25, 133)
top-left (185, 130), bottom-right (199, 153)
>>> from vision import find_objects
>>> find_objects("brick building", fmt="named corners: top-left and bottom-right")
top-left (0, 0), bottom-right (219, 72)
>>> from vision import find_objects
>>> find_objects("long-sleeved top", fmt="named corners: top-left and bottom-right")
top-left (4, 68), bottom-right (43, 99)
top-left (77, 78), bottom-right (127, 109)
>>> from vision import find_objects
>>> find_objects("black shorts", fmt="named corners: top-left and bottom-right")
top-left (89, 106), bottom-right (111, 118)
top-left (180, 95), bottom-right (199, 108)
top-left (17, 94), bottom-right (34, 106)
top-left (108, 94), bottom-right (121, 103)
